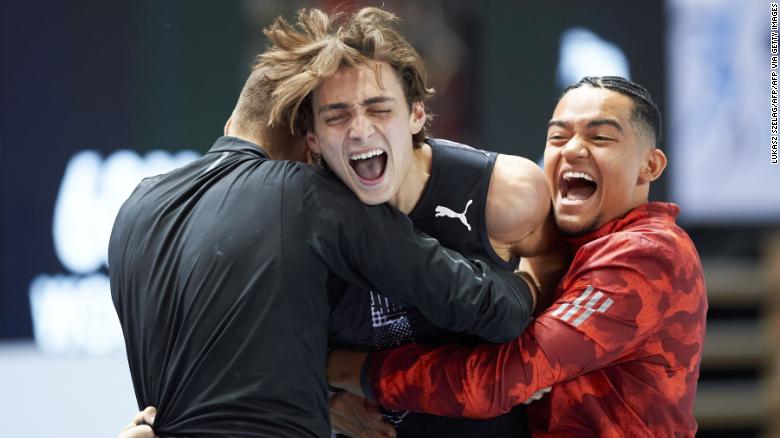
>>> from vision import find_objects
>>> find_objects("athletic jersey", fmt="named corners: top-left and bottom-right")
top-left (363, 202), bottom-right (707, 437)
top-left (109, 136), bottom-right (534, 437)
top-left (329, 138), bottom-right (529, 437)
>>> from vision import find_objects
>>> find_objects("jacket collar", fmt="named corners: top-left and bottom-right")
top-left (564, 202), bottom-right (680, 248)
top-left (207, 136), bottom-right (269, 159)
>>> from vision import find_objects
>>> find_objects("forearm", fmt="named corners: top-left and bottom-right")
top-left (517, 214), bottom-right (571, 312)
top-left (306, 180), bottom-right (534, 342)
top-left (358, 274), bottom-right (657, 418)
top-left (359, 332), bottom-right (558, 419)
top-left (394, 246), bottom-right (535, 342)
top-left (327, 350), bottom-right (369, 398)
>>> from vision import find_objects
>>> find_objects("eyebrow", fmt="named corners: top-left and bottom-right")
top-left (318, 96), bottom-right (395, 114)
top-left (587, 118), bottom-right (623, 133)
top-left (546, 118), bottom-right (624, 133)
top-left (547, 119), bottom-right (569, 130)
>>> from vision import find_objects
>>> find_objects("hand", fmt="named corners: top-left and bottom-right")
top-left (517, 217), bottom-right (572, 314)
top-left (118, 406), bottom-right (157, 438)
top-left (331, 391), bottom-right (396, 437)
top-left (519, 251), bottom-right (568, 314)
top-left (327, 349), bottom-right (369, 396)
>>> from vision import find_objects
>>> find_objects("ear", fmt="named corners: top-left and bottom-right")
top-left (287, 136), bottom-right (310, 164)
top-left (301, 142), bottom-right (315, 165)
top-left (224, 117), bottom-right (233, 136)
top-left (306, 131), bottom-right (322, 154)
top-left (409, 101), bottom-right (426, 135)
top-left (638, 148), bottom-right (667, 184)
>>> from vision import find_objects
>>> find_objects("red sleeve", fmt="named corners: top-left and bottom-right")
top-left (367, 234), bottom-right (671, 418)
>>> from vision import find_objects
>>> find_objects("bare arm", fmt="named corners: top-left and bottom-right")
top-left (485, 154), bottom-right (554, 258)
top-left (485, 154), bottom-right (566, 308)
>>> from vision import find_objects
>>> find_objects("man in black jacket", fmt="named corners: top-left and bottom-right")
top-left (110, 52), bottom-right (536, 438)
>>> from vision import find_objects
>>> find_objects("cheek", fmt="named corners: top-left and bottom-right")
top-left (601, 169), bottom-right (635, 205)
top-left (386, 123), bottom-right (412, 157)
top-left (542, 150), bottom-right (557, 181)
top-left (317, 133), bottom-right (342, 157)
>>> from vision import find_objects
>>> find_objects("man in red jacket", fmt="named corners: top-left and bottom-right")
top-left (328, 76), bottom-right (708, 437)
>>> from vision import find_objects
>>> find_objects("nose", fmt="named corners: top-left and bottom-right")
top-left (560, 136), bottom-right (588, 160)
top-left (349, 112), bottom-right (375, 143)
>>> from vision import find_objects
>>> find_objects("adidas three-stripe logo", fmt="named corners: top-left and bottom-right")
top-left (550, 286), bottom-right (613, 327)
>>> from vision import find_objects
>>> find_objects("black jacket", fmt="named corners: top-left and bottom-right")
top-left (109, 136), bottom-right (533, 437)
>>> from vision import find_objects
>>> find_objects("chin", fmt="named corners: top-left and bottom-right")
top-left (354, 190), bottom-right (390, 206)
top-left (555, 215), bottom-right (601, 237)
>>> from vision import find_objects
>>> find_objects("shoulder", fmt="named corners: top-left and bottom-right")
top-left (491, 154), bottom-right (547, 200)
top-left (427, 137), bottom-right (478, 152)
top-left (288, 165), bottom-right (383, 228)
top-left (485, 154), bottom-right (550, 241)
top-left (575, 224), bottom-right (703, 292)
top-left (579, 229), bottom-right (670, 269)
top-left (561, 224), bottom-right (705, 338)
top-left (589, 216), bottom-right (698, 265)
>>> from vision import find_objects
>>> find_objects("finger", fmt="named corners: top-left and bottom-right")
top-left (348, 411), bottom-right (395, 438)
top-left (335, 393), bottom-right (393, 437)
top-left (118, 424), bottom-right (156, 438)
top-left (360, 397), bottom-right (385, 421)
top-left (356, 398), bottom-right (395, 437)
top-left (361, 418), bottom-right (396, 438)
top-left (331, 394), bottom-right (361, 436)
top-left (141, 406), bottom-right (157, 426)
top-left (121, 413), bottom-right (145, 431)
top-left (331, 411), bottom-right (367, 438)
top-left (354, 413), bottom-right (395, 438)
top-left (126, 406), bottom-right (156, 429)
top-left (362, 422), bottom-right (395, 438)
top-left (131, 410), bottom-right (146, 426)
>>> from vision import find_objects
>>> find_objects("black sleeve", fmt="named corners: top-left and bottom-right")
top-left (327, 276), bottom-right (375, 349)
top-left (300, 170), bottom-right (533, 343)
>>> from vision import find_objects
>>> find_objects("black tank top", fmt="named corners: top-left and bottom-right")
top-left (403, 139), bottom-right (519, 345)
top-left (410, 138), bottom-right (518, 270)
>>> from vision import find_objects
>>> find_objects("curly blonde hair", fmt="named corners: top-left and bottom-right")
top-left (252, 7), bottom-right (435, 146)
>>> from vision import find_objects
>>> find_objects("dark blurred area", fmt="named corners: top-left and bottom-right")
top-left (2, 0), bottom-right (777, 436)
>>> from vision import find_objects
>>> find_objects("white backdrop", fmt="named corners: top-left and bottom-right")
top-left (668, 0), bottom-right (779, 223)
top-left (0, 342), bottom-right (137, 437)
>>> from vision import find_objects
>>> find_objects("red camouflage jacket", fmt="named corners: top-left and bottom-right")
top-left (366, 202), bottom-right (707, 437)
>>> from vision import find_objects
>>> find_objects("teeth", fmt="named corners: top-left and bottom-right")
top-left (563, 171), bottom-right (594, 182)
top-left (350, 149), bottom-right (384, 161)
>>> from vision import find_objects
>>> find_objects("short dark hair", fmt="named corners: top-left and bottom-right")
top-left (562, 76), bottom-right (662, 148)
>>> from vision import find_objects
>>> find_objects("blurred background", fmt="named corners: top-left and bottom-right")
top-left (1, 0), bottom-right (778, 436)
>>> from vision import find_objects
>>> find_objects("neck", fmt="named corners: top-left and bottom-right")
top-left (390, 143), bottom-right (432, 214)
top-left (226, 128), bottom-right (264, 149)
top-left (227, 125), bottom-right (307, 162)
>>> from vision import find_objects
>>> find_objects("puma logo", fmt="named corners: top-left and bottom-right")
top-left (434, 199), bottom-right (473, 231)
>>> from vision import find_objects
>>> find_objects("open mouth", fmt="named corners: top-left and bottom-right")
top-left (349, 149), bottom-right (387, 184)
top-left (560, 171), bottom-right (598, 203)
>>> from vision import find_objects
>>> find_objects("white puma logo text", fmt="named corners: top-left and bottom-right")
top-left (434, 199), bottom-right (473, 231)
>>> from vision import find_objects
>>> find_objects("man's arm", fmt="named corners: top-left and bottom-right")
top-left (330, 391), bottom-right (396, 438)
top-left (486, 154), bottom-right (553, 258)
top-left (483, 154), bottom-right (570, 309)
top-left (329, 261), bottom-right (664, 418)
top-left (300, 168), bottom-right (536, 343)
